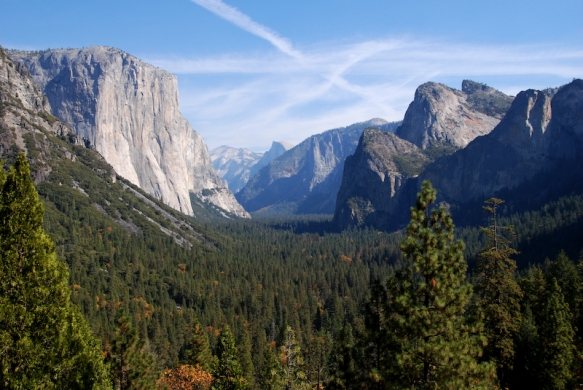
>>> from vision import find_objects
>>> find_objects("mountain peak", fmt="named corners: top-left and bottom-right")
top-left (396, 80), bottom-right (513, 149)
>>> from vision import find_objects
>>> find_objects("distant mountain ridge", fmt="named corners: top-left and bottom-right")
top-left (211, 141), bottom-right (293, 193)
top-left (236, 118), bottom-right (401, 214)
top-left (334, 79), bottom-right (583, 231)
top-left (9, 46), bottom-right (249, 218)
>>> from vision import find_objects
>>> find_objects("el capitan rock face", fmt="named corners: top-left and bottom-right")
top-left (10, 46), bottom-right (249, 218)
top-left (396, 80), bottom-right (513, 149)
top-left (334, 80), bottom-right (583, 231)
top-left (236, 119), bottom-right (400, 214)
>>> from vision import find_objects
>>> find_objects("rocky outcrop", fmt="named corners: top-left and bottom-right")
top-left (211, 141), bottom-right (293, 193)
top-left (396, 80), bottom-right (513, 149)
top-left (333, 129), bottom-right (428, 229)
top-left (236, 118), bottom-right (400, 214)
top-left (10, 46), bottom-right (249, 218)
top-left (419, 85), bottom-right (573, 203)
top-left (0, 46), bottom-right (73, 167)
top-left (334, 79), bottom-right (583, 231)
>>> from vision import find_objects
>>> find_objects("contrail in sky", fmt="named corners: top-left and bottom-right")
top-left (189, 0), bottom-right (304, 60)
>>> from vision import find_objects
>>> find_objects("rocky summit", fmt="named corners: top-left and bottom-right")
top-left (10, 46), bottom-right (249, 218)
top-left (334, 79), bottom-right (583, 231)
top-left (236, 118), bottom-right (400, 214)
top-left (396, 80), bottom-right (513, 149)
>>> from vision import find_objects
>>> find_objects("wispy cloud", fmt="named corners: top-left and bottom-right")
top-left (160, 1), bottom-right (583, 151)
top-left (189, 0), bottom-right (303, 60)
top-left (148, 37), bottom-right (582, 151)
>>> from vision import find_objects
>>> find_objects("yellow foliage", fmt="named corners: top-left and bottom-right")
top-left (339, 254), bottom-right (353, 264)
top-left (157, 364), bottom-right (213, 390)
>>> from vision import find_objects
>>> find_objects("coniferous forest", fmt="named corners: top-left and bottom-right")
top-left (2, 151), bottom-right (583, 389)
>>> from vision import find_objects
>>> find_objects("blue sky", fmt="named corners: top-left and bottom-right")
top-left (2, 0), bottom-right (582, 151)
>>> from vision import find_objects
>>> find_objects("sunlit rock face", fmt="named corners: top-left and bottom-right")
top-left (396, 80), bottom-right (513, 149)
top-left (11, 46), bottom-right (249, 218)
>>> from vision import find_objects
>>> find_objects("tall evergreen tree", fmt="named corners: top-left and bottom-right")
top-left (537, 279), bottom-right (576, 390)
top-left (280, 326), bottom-right (309, 390)
top-left (107, 313), bottom-right (158, 390)
top-left (511, 306), bottom-right (540, 389)
top-left (237, 329), bottom-right (255, 388)
top-left (355, 280), bottom-right (392, 389)
top-left (325, 325), bottom-right (355, 390)
top-left (259, 342), bottom-right (286, 390)
top-left (473, 198), bottom-right (522, 385)
top-left (544, 251), bottom-right (580, 325)
top-left (0, 154), bottom-right (111, 389)
top-left (212, 326), bottom-right (246, 390)
top-left (186, 318), bottom-right (216, 373)
top-left (386, 181), bottom-right (495, 389)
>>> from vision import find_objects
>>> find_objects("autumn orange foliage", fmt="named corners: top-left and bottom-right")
top-left (157, 364), bottom-right (213, 390)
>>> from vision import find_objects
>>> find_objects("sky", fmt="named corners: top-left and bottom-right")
top-left (1, 0), bottom-right (582, 152)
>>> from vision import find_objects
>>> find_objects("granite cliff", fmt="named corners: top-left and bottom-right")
top-left (334, 80), bottom-right (583, 231)
top-left (236, 119), bottom-right (400, 214)
top-left (396, 80), bottom-right (512, 149)
top-left (333, 129), bottom-right (428, 228)
top-left (0, 45), bottom-right (213, 245)
top-left (10, 46), bottom-right (249, 218)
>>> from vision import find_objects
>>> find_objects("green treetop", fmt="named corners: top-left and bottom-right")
top-left (186, 317), bottom-right (216, 373)
top-left (473, 198), bottom-right (522, 386)
top-left (280, 326), bottom-right (309, 390)
top-left (0, 154), bottom-right (110, 389)
top-left (537, 279), bottom-right (576, 390)
top-left (386, 181), bottom-right (495, 389)
top-left (212, 326), bottom-right (246, 390)
top-left (106, 312), bottom-right (158, 390)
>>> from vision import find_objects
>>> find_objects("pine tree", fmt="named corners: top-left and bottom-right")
top-left (386, 181), bottom-right (495, 389)
top-left (237, 329), bottom-right (255, 388)
top-left (186, 318), bottom-right (216, 373)
top-left (107, 313), bottom-right (158, 389)
top-left (212, 326), bottom-right (246, 390)
top-left (537, 279), bottom-right (576, 390)
top-left (260, 342), bottom-right (286, 390)
top-left (0, 154), bottom-right (111, 389)
top-left (544, 251), bottom-right (580, 324)
top-left (356, 280), bottom-right (392, 389)
top-left (511, 306), bottom-right (540, 389)
top-left (280, 326), bottom-right (309, 390)
top-left (326, 325), bottom-right (356, 390)
top-left (303, 331), bottom-right (329, 390)
top-left (473, 198), bottom-right (522, 385)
